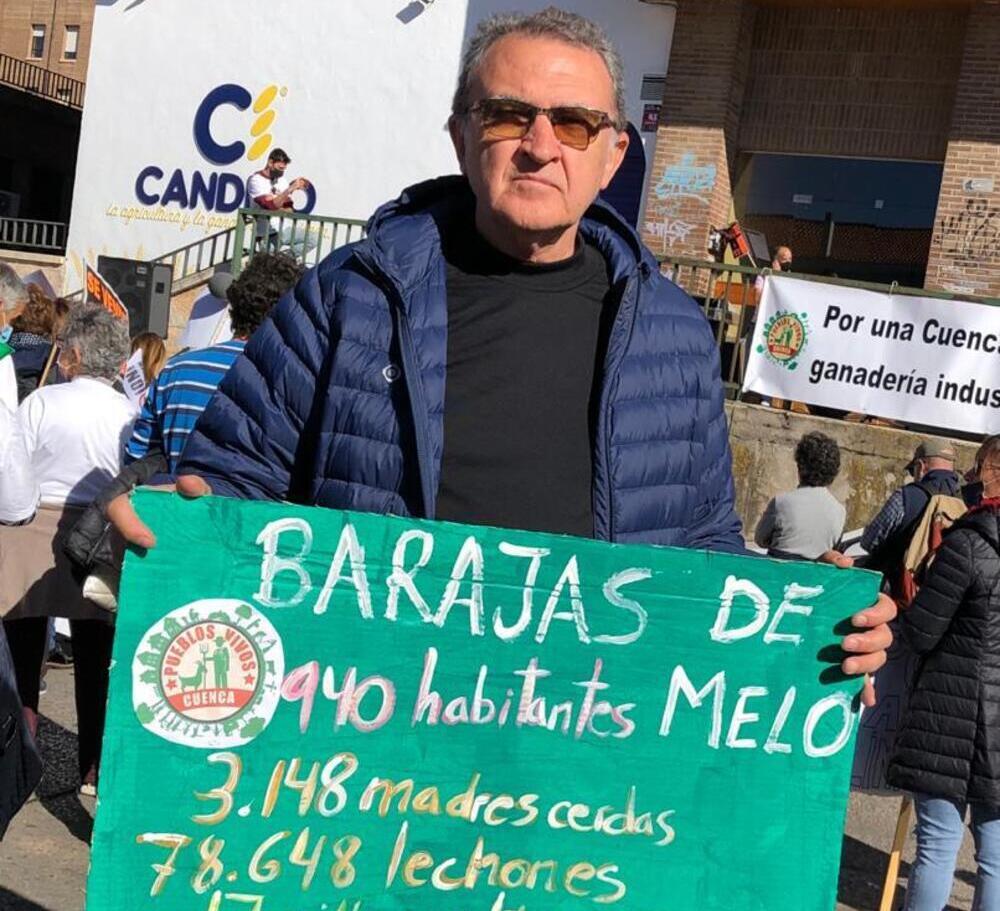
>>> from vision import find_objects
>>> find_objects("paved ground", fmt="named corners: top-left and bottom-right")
top-left (0, 669), bottom-right (979, 911)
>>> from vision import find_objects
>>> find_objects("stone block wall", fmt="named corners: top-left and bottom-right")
top-left (727, 402), bottom-right (980, 541)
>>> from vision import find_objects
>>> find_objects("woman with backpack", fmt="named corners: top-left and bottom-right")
top-left (888, 434), bottom-right (1000, 910)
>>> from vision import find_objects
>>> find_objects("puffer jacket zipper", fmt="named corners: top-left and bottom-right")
top-left (592, 264), bottom-right (645, 541)
top-left (353, 251), bottom-right (437, 520)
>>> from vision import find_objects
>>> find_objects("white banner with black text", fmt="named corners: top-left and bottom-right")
top-left (742, 276), bottom-right (1000, 435)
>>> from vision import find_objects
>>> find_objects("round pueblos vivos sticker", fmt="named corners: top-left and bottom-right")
top-left (758, 310), bottom-right (810, 371)
top-left (132, 599), bottom-right (284, 749)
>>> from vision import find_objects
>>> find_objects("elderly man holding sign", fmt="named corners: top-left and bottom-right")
top-left (94, 8), bottom-right (895, 910)
top-left (110, 7), bottom-right (893, 686)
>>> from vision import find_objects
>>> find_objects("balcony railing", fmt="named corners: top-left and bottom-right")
top-left (0, 216), bottom-right (67, 254)
top-left (0, 53), bottom-right (85, 109)
top-left (154, 227), bottom-right (239, 292)
top-left (232, 208), bottom-right (367, 275)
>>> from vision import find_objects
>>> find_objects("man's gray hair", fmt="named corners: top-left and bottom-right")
top-left (0, 264), bottom-right (28, 314)
top-left (452, 7), bottom-right (627, 131)
top-left (59, 305), bottom-right (130, 381)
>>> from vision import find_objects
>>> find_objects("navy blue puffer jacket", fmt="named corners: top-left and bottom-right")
top-left (178, 177), bottom-right (744, 551)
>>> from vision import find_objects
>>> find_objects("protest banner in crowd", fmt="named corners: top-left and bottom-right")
top-left (84, 262), bottom-right (128, 322)
top-left (87, 491), bottom-right (877, 911)
top-left (743, 276), bottom-right (1000, 434)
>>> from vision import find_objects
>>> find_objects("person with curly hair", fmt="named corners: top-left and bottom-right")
top-left (8, 284), bottom-right (70, 403)
top-left (755, 431), bottom-right (847, 560)
top-left (125, 253), bottom-right (304, 475)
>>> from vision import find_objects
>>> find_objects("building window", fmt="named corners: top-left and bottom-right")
top-left (29, 24), bottom-right (46, 60)
top-left (63, 26), bottom-right (80, 61)
top-left (733, 153), bottom-right (945, 287)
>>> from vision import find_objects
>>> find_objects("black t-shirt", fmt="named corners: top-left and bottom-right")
top-left (436, 229), bottom-right (614, 537)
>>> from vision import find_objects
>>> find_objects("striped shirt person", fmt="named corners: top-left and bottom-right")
top-left (123, 253), bottom-right (305, 476)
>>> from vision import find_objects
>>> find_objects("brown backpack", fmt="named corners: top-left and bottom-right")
top-left (895, 493), bottom-right (968, 608)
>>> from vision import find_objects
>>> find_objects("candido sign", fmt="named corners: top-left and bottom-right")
top-left (87, 491), bottom-right (875, 911)
top-left (133, 83), bottom-right (317, 215)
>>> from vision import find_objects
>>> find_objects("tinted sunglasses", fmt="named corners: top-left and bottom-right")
top-left (467, 98), bottom-right (618, 151)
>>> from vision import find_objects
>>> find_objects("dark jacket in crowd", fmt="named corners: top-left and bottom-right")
top-left (9, 332), bottom-right (55, 403)
top-left (0, 622), bottom-right (42, 838)
top-left (866, 469), bottom-right (962, 576)
top-left (888, 502), bottom-right (1000, 804)
top-left (179, 176), bottom-right (744, 550)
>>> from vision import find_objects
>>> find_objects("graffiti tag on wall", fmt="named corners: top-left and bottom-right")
top-left (643, 217), bottom-right (695, 249)
top-left (935, 198), bottom-right (1000, 260)
top-left (654, 153), bottom-right (717, 208)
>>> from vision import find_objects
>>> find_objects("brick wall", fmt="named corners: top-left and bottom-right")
top-left (641, 0), bottom-right (755, 263)
top-left (924, 0), bottom-right (1000, 298)
top-left (740, 7), bottom-right (965, 161)
top-left (0, 0), bottom-right (95, 86)
top-left (643, 0), bottom-right (976, 274)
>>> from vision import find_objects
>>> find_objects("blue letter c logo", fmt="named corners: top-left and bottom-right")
top-left (193, 84), bottom-right (252, 165)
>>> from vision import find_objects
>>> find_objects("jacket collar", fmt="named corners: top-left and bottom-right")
top-left (362, 175), bottom-right (651, 306)
top-left (958, 499), bottom-right (1000, 551)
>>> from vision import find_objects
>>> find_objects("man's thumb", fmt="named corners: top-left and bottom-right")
top-left (176, 474), bottom-right (213, 498)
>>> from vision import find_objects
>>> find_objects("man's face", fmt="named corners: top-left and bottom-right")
top-left (775, 248), bottom-right (793, 272)
top-left (268, 159), bottom-right (288, 179)
top-left (450, 35), bottom-right (628, 244)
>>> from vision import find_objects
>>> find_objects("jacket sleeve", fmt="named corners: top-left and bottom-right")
top-left (683, 330), bottom-right (746, 554)
top-left (861, 489), bottom-right (906, 555)
top-left (899, 530), bottom-right (974, 655)
top-left (176, 265), bottom-right (332, 501)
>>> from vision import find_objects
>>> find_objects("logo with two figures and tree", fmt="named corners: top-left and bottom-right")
top-left (132, 599), bottom-right (284, 749)
top-left (758, 310), bottom-right (810, 371)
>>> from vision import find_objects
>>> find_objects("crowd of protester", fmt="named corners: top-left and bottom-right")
top-left (0, 254), bottom-right (302, 817)
top-left (757, 428), bottom-right (1000, 910)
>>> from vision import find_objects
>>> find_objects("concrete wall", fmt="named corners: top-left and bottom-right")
top-left (727, 402), bottom-right (980, 541)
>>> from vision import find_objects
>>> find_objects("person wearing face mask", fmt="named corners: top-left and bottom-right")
top-left (772, 245), bottom-right (793, 273)
top-left (862, 441), bottom-right (962, 584)
top-left (888, 434), bottom-right (1000, 910)
top-left (0, 265), bottom-right (30, 412)
top-left (0, 305), bottom-right (135, 797)
top-left (246, 148), bottom-right (311, 213)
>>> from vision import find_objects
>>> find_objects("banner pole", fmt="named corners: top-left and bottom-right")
top-left (879, 795), bottom-right (913, 911)
top-left (37, 343), bottom-right (60, 390)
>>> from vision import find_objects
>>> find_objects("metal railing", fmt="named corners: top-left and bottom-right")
top-left (154, 226), bottom-right (238, 291)
top-left (0, 216), bottom-right (67, 253)
top-left (658, 254), bottom-right (1000, 397)
top-left (231, 208), bottom-right (367, 276)
top-left (0, 53), bottom-right (85, 109)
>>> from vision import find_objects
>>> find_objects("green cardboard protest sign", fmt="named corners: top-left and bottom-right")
top-left (87, 490), bottom-right (877, 911)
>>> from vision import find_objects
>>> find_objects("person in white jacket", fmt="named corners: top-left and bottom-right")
top-left (0, 400), bottom-right (39, 525)
top-left (0, 305), bottom-right (133, 796)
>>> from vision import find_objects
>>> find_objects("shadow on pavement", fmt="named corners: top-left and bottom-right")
top-left (36, 793), bottom-right (92, 845)
top-left (33, 714), bottom-right (93, 844)
top-left (838, 834), bottom-right (965, 911)
top-left (0, 886), bottom-right (53, 910)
